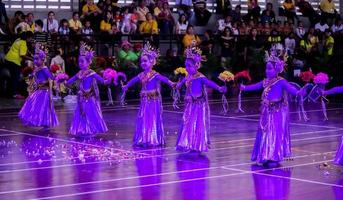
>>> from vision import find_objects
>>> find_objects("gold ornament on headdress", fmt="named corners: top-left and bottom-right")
top-left (265, 45), bottom-right (285, 74)
top-left (34, 42), bottom-right (49, 60)
top-left (79, 42), bottom-right (95, 61)
top-left (185, 46), bottom-right (203, 63)
top-left (141, 41), bottom-right (160, 60)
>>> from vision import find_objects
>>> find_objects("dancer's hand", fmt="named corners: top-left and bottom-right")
top-left (219, 86), bottom-right (227, 93)
top-left (297, 88), bottom-right (305, 97)
top-left (240, 84), bottom-right (246, 91)
top-left (176, 82), bottom-right (183, 90)
top-left (171, 82), bottom-right (177, 88)
top-left (122, 85), bottom-right (128, 92)
top-left (104, 79), bottom-right (111, 85)
top-left (321, 90), bottom-right (327, 96)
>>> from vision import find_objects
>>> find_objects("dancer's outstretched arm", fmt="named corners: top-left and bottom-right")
top-left (240, 81), bottom-right (263, 92)
top-left (122, 76), bottom-right (140, 91)
top-left (324, 86), bottom-right (343, 95)
top-left (201, 77), bottom-right (227, 93)
top-left (176, 78), bottom-right (187, 90)
top-left (66, 75), bottom-right (78, 86)
top-left (93, 73), bottom-right (111, 85)
top-left (156, 74), bottom-right (175, 87)
top-left (281, 79), bottom-right (299, 96)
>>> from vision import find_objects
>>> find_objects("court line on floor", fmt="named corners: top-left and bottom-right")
top-left (0, 97), bottom-right (261, 115)
top-left (29, 159), bottom-right (337, 199)
top-left (0, 131), bottom-right (340, 173)
top-left (0, 133), bottom-right (22, 137)
top-left (222, 107), bottom-right (343, 119)
top-left (222, 164), bottom-right (343, 189)
top-left (0, 150), bottom-right (336, 195)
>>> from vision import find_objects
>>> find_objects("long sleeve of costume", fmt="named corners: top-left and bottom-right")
top-left (157, 74), bottom-right (174, 87)
top-left (282, 79), bottom-right (299, 96)
top-left (66, 75), bottom-right (78, 86)
top-left (201, 77), bottom-right (221, 91)
top-left (325, 86), bottom-right (343, 95)
top-left (243, 81), bottom-right (263, 92)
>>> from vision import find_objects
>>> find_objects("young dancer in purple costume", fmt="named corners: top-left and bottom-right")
top-left (240, 50), bottom-right (301, 166)
top-left (19, 44), bottom-right (59, 128)
top-left (66, 43), bottom-right (108, 136)
top-left (176, 46), bottom-right (227, 153)
top-left (324, 86), bottom-right (343, 165)
top-left (122, 43), bottom-right (174, 147)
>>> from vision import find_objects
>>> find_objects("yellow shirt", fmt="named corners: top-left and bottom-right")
top-left (182, 34), bottom-right (201, 47)
top-left (69, 19), bottom-right (82, 30)
top-left (300, 40), bottom-right (313, 52)
top-left (29, 23), bottom-right (35, 32)
top-left (325, 36), bottom-right (334, 55)
top-left (139, 20), bottom-right (158, 34)
top-left (100, 20), bottom-right (112, 32)
top-left (154, 7), bottom-right (162, 16)
top-left (267, 36), bottom-right (281, 43)
top-left (320, 0), bottom-right (335, 13)
top-left (309, 36), bottom-right (319, 45)
top-left (5, 39), bottom-right (27, 66)
top-left (82, 4), bottom-right (99, 14)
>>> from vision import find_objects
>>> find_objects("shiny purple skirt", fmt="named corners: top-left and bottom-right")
top-left (252, 101), bottom-right (291, 163)
top-left (176, 97), bottom-right (210, 152)
top-left (19, 89), bottom-right (59, 127)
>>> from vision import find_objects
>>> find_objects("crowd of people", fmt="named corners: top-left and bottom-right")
top-left (0, 0), bottom-right (342, 99)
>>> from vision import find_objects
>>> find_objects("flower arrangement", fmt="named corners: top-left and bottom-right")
top-left (103, 68), bottom-right (118, 80)
top-left (174, 67), bottom-right (188, 76)
top-left (234, 70), bottom-right (252, 83)
top-left (55, 73), bottom-right (69, 83)
top-left (103, 68), bottom-right (127, 85)
top-left (313, 72), bottom-right (329, 85)
top-left (50, 64), bottom-right (61, 73)
top-left (218, 70), bottom-right (235, 82)
top-left (300, 71), bottom-right (314, 83)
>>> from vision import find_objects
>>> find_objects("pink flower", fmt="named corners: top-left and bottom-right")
top-left (56, 73), bottom-right (69, 83)
top-left (313, 72), bottom-right (329, 85)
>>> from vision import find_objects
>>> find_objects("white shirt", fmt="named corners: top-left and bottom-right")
top-left (295, 27), bottom-right (306, 38)
top-left (332, 24), bottom-right (343, 33)
top-left (14, 22), bottom-right (31, 34)
top-left (175, 0), bottom-right (193, 6)
top-left (217, 19), bottom-right (232, 32)
top-left (231, 27), bottom-right (239, 36)
top-left (50, 55), bottom-right (65, 72)
top-left (314, 23), bottom-right (329, 32)
top-left (43, 19), bottom-right (59, 33)
top-left (82, 27), bottom-right (93, 35)
top-left (176, 21), bottom-right (188, 34)
top-left (285, 37), bottom-right (296, 54)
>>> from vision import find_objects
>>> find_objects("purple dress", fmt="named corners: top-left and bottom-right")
top-left (176, 72), bottom-right (211, 152)
top-left (19, 67), bottom-right (59, 127)
top-left (133, 71), bottom-right (166, 146)
top-left (325, 86), bottom-right (343, 166)
top-left (69, 69), bottom-right (108, 136)
top-left (251, 77), bottom-right (291, 163)
top-left (334, 137), bottom-right (343, 165)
